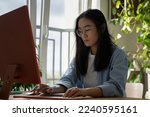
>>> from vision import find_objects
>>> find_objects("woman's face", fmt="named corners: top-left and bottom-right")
top-left (77, 18), bottom-right (99, 54)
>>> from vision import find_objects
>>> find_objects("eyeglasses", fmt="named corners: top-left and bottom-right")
top-left (76, 25), bottom-right (96, 37)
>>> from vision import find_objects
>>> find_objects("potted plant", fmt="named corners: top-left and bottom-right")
top-left (111, 0), bottom-right (150, 97)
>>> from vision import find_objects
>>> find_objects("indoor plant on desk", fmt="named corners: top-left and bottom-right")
top-left (111, 0), bottom-right (150, 97)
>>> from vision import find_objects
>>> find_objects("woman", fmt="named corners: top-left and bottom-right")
top-left (33, 9), bottom-right (128, 98)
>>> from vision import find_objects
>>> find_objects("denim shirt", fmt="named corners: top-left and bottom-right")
top-left (56, 47), bottom-right (128, 97)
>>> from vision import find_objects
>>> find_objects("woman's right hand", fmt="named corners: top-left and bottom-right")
top-left (32, 84), bottom-right (53, 95)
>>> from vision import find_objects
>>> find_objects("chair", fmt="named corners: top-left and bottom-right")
top-left (125, 83), bottom-right (143, 99)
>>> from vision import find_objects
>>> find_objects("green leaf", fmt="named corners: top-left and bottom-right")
top-left (111, 19), bottom-right (119, 25)
top-left (127, 11), bottom-right (131, 16)
top-left (112, 8), bottom-right (117, 15)
top-left (116, 1), bottom-right (121, 9)
top-left (112, 0), bottom-right (117, 4)
top-left (144, 39), bottom-right (150, 48)
top-left (134, 74), bottom-right (141, 83)
top-left (143, 1), bottom-right (149, 8)
top-left (137, 3), bottom-right (143, 14)
top-left (147, 51), bottom-right (150, 58)
top-left (136, 26), bottom-right (141, 33)
top-left (137, 36), bottom-right (143, 43)
top-left (125, 24), bottom-right (132, 32)
top-left (136, 14), bottom-right (142, 20)
top-left (144, 18), bottom-right (150, 24)
top-left (118, 18), bottom-right (124, 25)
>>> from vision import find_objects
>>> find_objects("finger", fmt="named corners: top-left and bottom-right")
top-left (39, 84), bottom-right (50, 93)
top-left (70, 91), bottom-right (80, 97)
top-left (39, 88), bottom-right (54, 96)
top-left (64, 88), bottom-right (79, 97)
top-left (46, 88), bottom-right (53, 94)
top-left (34, 90), bottom-right (40, 95)
top-left (69, 88), bottom-right (81, 97)
top-left (31, 85), bottom-right (40, 95)
top-left (31, 84), bottom-right (48, 94)
top-left (63, 89), bottom-right (71, 97)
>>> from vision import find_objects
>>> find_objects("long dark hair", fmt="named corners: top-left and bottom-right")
top-left (75, 9), bottom-right (115, 78)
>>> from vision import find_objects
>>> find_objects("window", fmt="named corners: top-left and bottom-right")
top-left (0, 0), bottom-right (27, 15)
top-left (47, 0), bottom-right (79, 84)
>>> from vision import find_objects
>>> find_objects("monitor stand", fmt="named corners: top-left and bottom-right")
top-left (0, 65), bottom-right (17, 100)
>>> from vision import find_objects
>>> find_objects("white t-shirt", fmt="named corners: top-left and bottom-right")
top-left (83, 53), bottom-right (99, 88)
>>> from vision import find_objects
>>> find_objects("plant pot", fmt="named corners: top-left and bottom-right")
top-left (125, 83), bottom-right (143, 99)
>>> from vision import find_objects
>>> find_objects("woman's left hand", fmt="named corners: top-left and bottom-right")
top-left (64, 87), bottom-right (87, 97)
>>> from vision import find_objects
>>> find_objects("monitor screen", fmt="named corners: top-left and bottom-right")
top-left (0, 6), bottom-right (41, 99)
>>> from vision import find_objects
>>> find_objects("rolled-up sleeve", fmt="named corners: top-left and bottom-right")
top-left (99, 49), bottom-right (128, 97)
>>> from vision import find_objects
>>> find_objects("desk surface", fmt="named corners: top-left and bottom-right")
top-left (9, 92), bottom-right (142, 100)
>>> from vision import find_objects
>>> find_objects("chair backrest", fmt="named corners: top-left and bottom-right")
top-left (125, 83), bottom-right (143, 99)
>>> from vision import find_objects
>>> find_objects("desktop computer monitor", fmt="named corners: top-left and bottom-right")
top-left (0, 6), bottom-right (41, 99)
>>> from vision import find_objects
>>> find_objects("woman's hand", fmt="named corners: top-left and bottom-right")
top-left (64, 87), bottom-right (103, 98)
top-left (32, 84), bottom-right (53, 95)
top-left (64, 87), bottom-right (87, 97)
